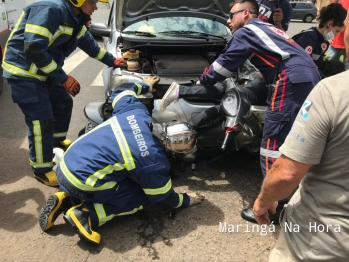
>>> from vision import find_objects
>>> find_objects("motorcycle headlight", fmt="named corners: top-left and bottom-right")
top-left (221, 89), bottom-right (239, 117)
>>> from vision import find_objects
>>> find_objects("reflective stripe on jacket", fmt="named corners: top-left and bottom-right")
top-left (60, 82), bottom-right (190, 209)
top-left (2, 0), bottom-right (114, 83)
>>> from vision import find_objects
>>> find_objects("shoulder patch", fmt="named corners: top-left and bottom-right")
top-left (321, 43), bottom-right (328, 51)
top-left (305, 46), bottom-right (313, 54)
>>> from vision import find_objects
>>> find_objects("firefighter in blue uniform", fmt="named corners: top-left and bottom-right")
top-left (160, 0), bottom-right (321, 224)
top-left (38, 77), bottom-right (205, 244)
top-left (292, 3), bottom-right (347, 77)
top-left (2, 0), bottom-right (126, 187)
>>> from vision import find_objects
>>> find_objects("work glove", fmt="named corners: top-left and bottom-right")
top-left (143, 75), bottom-right (160, 93)
top-left (62, 75), bottom-right (80, 97)
top-left (113, 57), bottom-right (127, 68)
top-left (187, 192), bottom-right (205, 206)
top-left (196, 80), bottom-right (202, 86)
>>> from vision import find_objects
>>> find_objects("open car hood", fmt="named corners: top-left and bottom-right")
top-left (116, 0), bottom-right (232, 29)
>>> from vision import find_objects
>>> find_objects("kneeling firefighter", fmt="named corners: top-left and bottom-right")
top-left (38, 77), bottom-right (204, 244)
top-left (2, 0), bottom-right (126, 187)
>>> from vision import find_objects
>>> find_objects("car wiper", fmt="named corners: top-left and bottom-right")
top-left (122, 31), bottom-right (156, 37)
top-left (158, 30), bottom-right (227, 41)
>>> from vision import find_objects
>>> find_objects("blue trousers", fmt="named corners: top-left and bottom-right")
top-left (7, 79), bottom-right (73, 173)
top-left (57, 167), bottom-right (150, 228)
top-left (260, 69), bottom-right (318, 211)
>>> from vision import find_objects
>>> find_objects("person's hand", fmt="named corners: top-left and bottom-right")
top-left (113, 57), bottom-right (127, 68)
top-left (62, 75), bottom-right (80, 97)
top-left (273, 8), bottom-right (283, 29)
top-left (253, 197), bottom-right (278, 225)
top-left (187, 192), bottom-right (205, 206)
top-left (143, 75), bottom-right (160, 93)
top-left (196, 80), bottom-right (202, 86)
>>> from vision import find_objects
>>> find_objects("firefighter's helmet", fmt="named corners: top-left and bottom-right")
top-left (69, 0), bottom-right (98, 7)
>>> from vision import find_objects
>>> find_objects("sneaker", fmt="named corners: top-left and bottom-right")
top-left (38, 192), bottom-right (72, 231)
top-left (63, 204), bottom-right (101, 244)
top-left (54, 139), bottom-right (72, 151)
top-left (33, 170), bottom-right (58, 187)
top-left (160, 82), bottom-right (179, 112)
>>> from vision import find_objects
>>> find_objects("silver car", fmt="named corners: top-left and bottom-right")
top-left (290, 1), bottom-right (317, 23)
top-left (89, 0), bottom-right (231, 98)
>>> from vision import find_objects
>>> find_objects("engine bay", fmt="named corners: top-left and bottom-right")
top-left (118, 44), bottom-right (224, 76)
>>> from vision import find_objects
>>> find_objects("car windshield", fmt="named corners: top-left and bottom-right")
top-left (123, 17), bottom-right (231, 38)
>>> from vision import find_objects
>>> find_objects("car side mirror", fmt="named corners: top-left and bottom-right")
top-left (89, 23), bottom-right (111, 38)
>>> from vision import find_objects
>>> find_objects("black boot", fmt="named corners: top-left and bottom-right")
top-left (63, 204), bottom-right (101, 244)
top-left (38, 192), bottom-right (72, 231)
top-left (240, 208), bottom-right (280, 224)
top-left (33, 170), bottom-right (59, 187)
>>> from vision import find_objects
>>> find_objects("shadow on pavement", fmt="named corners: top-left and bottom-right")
top-left (170, 150), bottom-right (263, 210)
top-left (0, 189), bottom-right (46, 232)
top-left (69, 200), bottom-right (224, 259)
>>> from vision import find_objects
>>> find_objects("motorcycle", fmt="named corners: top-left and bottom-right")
top-left (80, 61), bottom-right (268, 170)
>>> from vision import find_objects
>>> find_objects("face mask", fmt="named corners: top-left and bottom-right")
top-left (323, 27), bottom-right (335, 41)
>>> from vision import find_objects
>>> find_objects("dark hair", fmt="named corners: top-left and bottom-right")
top-left (230, 0), bottom-right (259, 16)
top-left (317, 59), bottom-right (345, 78)
top-left (318, 3), bottom-right (347, 28)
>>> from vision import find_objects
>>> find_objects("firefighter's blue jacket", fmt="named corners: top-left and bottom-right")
top-left (2, 0), bottom-right (114, 84)
top-left (59, 82), bottom-right (190, 209)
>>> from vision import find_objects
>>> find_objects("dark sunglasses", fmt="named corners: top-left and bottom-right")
top-left (229, 9), bottom-right (258, 20)
top-left (229, 10), bottom-right (244, 20)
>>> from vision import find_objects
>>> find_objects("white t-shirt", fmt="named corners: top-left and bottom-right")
top-left (280, 71), bottom-right (349, 261)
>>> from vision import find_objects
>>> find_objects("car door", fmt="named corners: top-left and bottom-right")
top-left (292, 3), bottom-right (304, 20)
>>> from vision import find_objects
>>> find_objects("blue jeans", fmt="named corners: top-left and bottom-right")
top-left (325, 46), bottom-right (349, 70)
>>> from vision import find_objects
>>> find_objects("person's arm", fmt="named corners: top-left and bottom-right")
top-left (277, 0), bottom-right (292, 31)
top-left (253, 155), bottom-right (311, 224)
top-left (23, 6), bottom-right (68, 83)
top-left (199, 35), bottom-right (252, 86)
top-left (77, 28), bottom-right (115, 66)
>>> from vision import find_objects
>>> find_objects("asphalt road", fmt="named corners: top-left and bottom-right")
top-left (0, 2), bottom-right (319, 261)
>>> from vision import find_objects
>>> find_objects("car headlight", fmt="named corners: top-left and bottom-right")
top-left (221, 89), bottom-right (239, 117)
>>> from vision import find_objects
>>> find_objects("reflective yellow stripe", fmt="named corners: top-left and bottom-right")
top-left (176, 193), bottom-right (184, 208)
top-left (86, 165), bottom-right (114, 187)
top-left (112, 90), bottom-right (137, 108)
top-left (2, 61), bottom-right (47, 81)
top-left (49, 25), bottom-right (73, 46)
top-left (94, 204), bottom-right (143, 226)
top-left (25, 24), bottom-right (52, 39)
top-left (29, 159), bottom-right (53, 168)
top-left (143, 179), bottom-right (172, 196)
top-left (94, 203), bottom-right (107, 226)
top-left (116, 205), bottom-right (143, 216)
top-left (32, 120), bottom-right (44, 164)
top-left (77, 26), bottom-right (87, 39)
top-left (134, 83), bottom-right (142, 95)
top-left (95, 48), bottom-right (107, 60)
top-left (29, 63), bottom-right (38, 74)
top-left (40, 60), bottom-right (57, 74)
top-left (60, 158), bottom-right (117, 191)
top-left (86, 163), bottom-right (124, 187)
top-left (109, 117), bottom-right (135, 170)
top-left (53, 132), bottom-right (67, 138)
top-left (3, 12), bottom-right (24, 72)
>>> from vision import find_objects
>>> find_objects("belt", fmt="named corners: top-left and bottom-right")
top-left (57, 173), bottom-right (95, 200)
